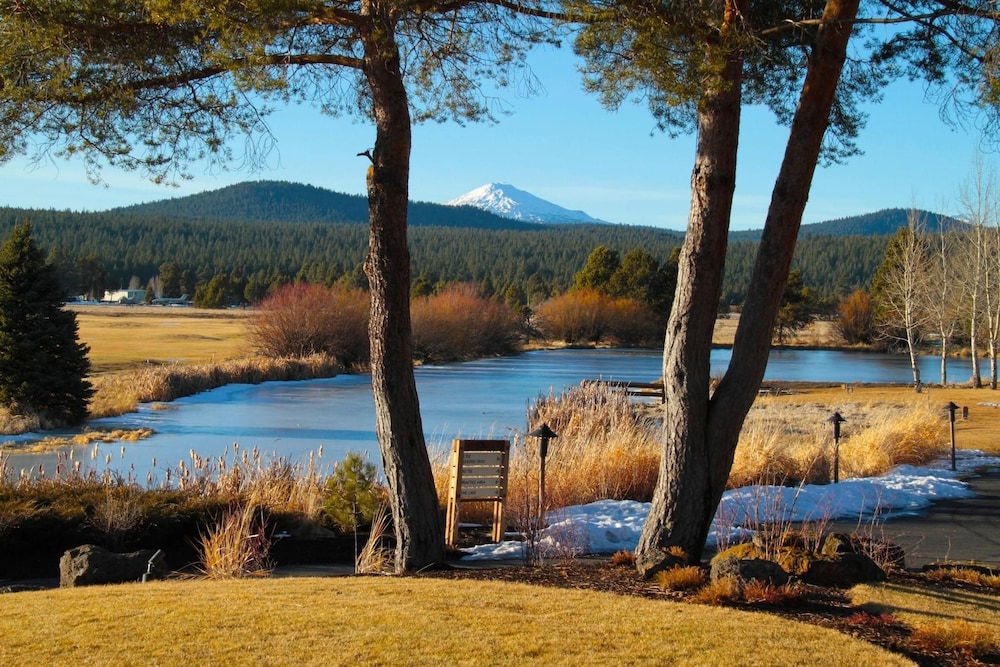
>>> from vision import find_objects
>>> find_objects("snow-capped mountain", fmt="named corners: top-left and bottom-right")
top-left (444, 183), bottom-right (606, 224)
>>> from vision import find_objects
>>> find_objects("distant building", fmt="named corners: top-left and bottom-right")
top-left (103, 289), bottom-right (145, 305)
top-left (150, 294), bottom-right (191, 306)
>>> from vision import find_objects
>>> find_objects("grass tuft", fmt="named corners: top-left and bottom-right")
top-left (690, 576), bottom-right (742, 605)
top-left (741, 580), bottom-right (809, 605)
top-left (655, 565), bottom-right (707, 592)
top-left (925, 565), bottom-right (1000, 589)
top-left (609, 550), bottom-right (636, 567)
top-left (197, 503), bottom-right (273, 579)
top-left (910, 620), bottom-right (998, 658)
top-left (355, 504), bottom-right (394, 574)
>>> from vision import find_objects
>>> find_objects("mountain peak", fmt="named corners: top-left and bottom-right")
top-left (444, 183), bottom-right (605, 224)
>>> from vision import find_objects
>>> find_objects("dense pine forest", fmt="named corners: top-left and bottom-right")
top-left (0, 181), bottom-right (923, 307)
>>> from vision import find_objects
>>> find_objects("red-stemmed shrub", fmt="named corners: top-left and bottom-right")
top-left (249, 283), bottom-right (369, 366)
top-left (534, 289), bottom-right (661, 346)
top-left (411, 283), bottom-right (522, 363)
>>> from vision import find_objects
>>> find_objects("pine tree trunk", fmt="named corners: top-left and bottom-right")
top-left (636, 0), bottom-right (860, 574)
top-left (634, 1), bottom-right (746, 575)
top-left (360, 4), bottom-right (444, 573)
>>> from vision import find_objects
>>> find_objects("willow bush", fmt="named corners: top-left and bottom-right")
top-left (411, 283), bottom-right (523, 364)
top-left (534, 289), bottom-right (661, 347)
top-left (249, 282), bottom-right (370, 366)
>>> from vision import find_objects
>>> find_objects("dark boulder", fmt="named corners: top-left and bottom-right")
top-left (802, 551), bottom-right (886, 587)
top-left (710, 556), bottom-right (790, 587)
top-left (59, 544), bottom-right (168, 587)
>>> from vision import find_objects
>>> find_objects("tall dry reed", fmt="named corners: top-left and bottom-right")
top-left (730, 399), bottom-right (946, 487)
top-left (355, 504), bottom-right (394, 574)
top-left (0, 443), bottom-right (328, 524)
top-left (197, 502), bottom-right (274, 578)
top-left (169, 442), bottom-right (327, 520)
top-left (839, 403), bottom-right (945, 478)
top-left (525, 382), bottom-right (661, 509)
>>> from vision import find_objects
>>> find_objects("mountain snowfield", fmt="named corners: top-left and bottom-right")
top-left (444, 183), bottom-right (606, 224)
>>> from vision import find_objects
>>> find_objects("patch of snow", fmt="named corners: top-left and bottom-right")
top-left (460, 450), bottom-right (1000, 560)
top-left (444, 183), bottom-right (606, 224)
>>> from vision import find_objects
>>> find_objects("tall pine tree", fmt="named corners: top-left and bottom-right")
top-left (0, 222), bottom-right (93, 426)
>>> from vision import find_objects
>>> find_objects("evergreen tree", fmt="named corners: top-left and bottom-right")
top-left (772, 269), bottom-right (814, 345)
top-left (0, 222), bottom-right (93, 426)
top-left (572, 246), bottom-right (620, 294)
top-left (158, 262), bottom-right (182, 298)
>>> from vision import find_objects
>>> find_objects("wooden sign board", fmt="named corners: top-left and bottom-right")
top-left (445, 439), bottom-right (511, 547)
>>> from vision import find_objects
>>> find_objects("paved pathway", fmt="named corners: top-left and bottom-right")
top-left (829, 471), bottom-right (1000, 570)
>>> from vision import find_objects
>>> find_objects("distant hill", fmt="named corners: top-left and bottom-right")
top-left (118, 182), bottom-right (959, 239)
top-left (3, 180), bottom-right (966, 307)
top-left (730, 208), bottom-right (965, 241)
top-left (112, 180), bottom-right (542, 231)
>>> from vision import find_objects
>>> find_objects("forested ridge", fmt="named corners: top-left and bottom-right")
top-left (112, 181), bottom-right (544, 231)
top-left (0, 180), bottom-right (917, 304)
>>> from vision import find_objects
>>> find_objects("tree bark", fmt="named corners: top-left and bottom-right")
top-left (634, 0), bottom-right (746, 575)
top-left (359, 2), bottom-right (445, 573)
top-left (906, 325), bottom-right (922, 391)
top-left (941, 338), bottom-right (948, 386)
top-left (636, 0), bottom-right (861, 575)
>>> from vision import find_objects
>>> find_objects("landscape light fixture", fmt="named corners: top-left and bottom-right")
top-left (527, 423), bottom-right (559, 527)
top-left (827, 412), bottom-right (846, 484)
top-left (945, 402), bottom-right (959, 472)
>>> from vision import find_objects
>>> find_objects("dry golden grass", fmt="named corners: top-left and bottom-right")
top-left (72, 305), bottom-right (252, 373)
top-left (188, 443), bottom-right (327, 520)
top-left (87, 353), bottom-right (342, 420)
top-left (655, 565), bottom-right (708, 592)
top-left (925, 566), bottom-right (1000, 589)
top-left (355, 504), bottom-right (393, 574)
top-left (909, 621), bottom-right (998, 657)
top-left (852, 581), bottom-right (1000, 655)
top-left (731, 398), bottom-right (947, 487)
top-left (689, 575), bottom-right (743, 605)
top-left (0, 578), bottom-right (914, 666)
top-left (432, 382), bottom-right (661, 523)
top-left (762, 384), bottom-right (1000, 457)
top-left (197, 503), bottom-right (274, 579)
top-left (741, 581), bottom-right (810, 605)
top-left (712, 316), bottom-right (838, 347)
top-left (521, 383), bottom-right (661, 509)
top-left (0, 307), bottom-right (314, 434)
top-left (434, 378), bottom-right (970, 525)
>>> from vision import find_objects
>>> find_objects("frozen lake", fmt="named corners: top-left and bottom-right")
top-left (0, 347), bottom-right (958, 479)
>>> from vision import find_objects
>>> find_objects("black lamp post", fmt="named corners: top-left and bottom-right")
top-left (527, 423), bottom-right (558, 526)
top-left (827, 412), bottom-right (846, 483)
top-left (945, 401), bottom-right (959, 472)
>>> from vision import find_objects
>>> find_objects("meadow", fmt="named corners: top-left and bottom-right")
top-left (71, 304), bottom-right (252, 373)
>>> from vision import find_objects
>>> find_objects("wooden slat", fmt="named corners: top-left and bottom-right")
top-left (444, 438), bottom-right (511, 547)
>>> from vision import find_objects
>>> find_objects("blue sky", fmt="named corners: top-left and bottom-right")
top-left (0, 45), bottom-right (990, 231)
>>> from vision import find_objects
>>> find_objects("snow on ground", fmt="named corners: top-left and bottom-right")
top-left (460, 449), bottom-right (1000, 561)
